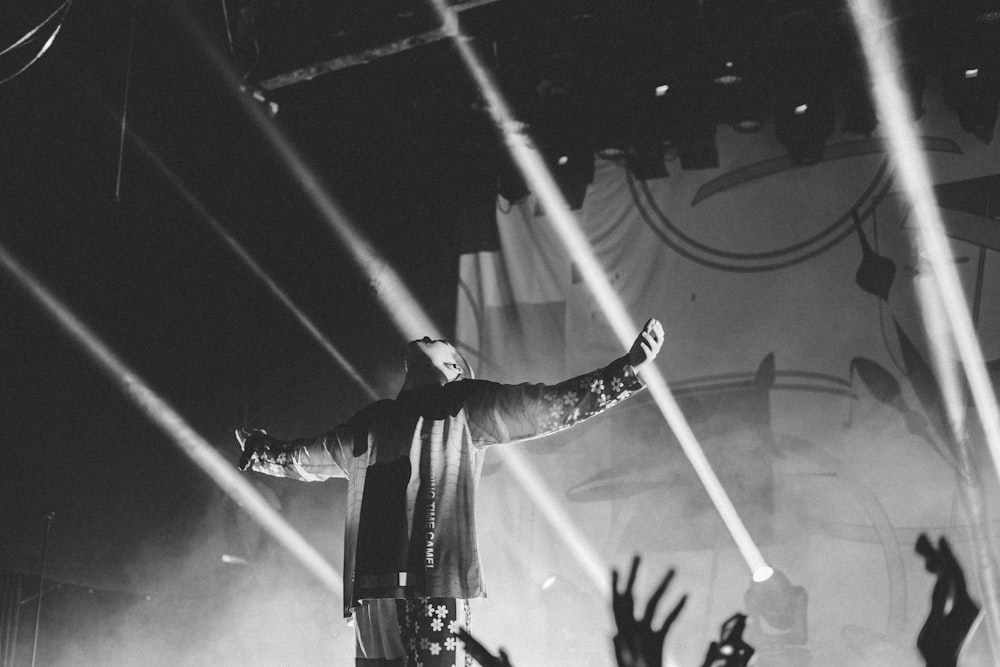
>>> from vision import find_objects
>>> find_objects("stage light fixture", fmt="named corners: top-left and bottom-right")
top-left (744, 568), bottom-right (808, 647)
top-left (940, 1), bottom-right (1000, 143)
top-left (239, 83), bottom-right (278, 116)
top-left (774, 99), bottom-right (834, 165)
top-left (547, 143), bottom-right (594, 210)
top-left (702, 0), bottom-right (766, 133)
top-left (528, 98), bottom-right (594, 208)
top-left (650, 65), bottom-right (719, 170)
top-left (771, 10), bottom-right (837, 165)
top-left (608, 79), bottom-right (670, 180)
top-left (645, 7), bottom-right (722, 170)
top-left (710, 58), bottom-right (766, 133)
top-left (942, 63), bottom-right (1000, 143)
top-left (679, 122), bottom-right (720, 170)
top-left (624, 138), bottom-right (669, 180)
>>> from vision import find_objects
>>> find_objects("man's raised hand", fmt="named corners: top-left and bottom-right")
top-left (629, 318), bottom-right (664, 373)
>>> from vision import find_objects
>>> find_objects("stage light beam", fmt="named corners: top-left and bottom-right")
top-left (168, 0), bottom-right (665, 605)
top-left (124, 128), bottom-right (380, 401)
top-left (847, 0), bottom-right (1000, 652)
top-left (0, 241), bottom-right (342, 595)
top-left (166, 0), bottom-right (637, 603)
top-left (426, 0), bottom-right (769, 578)
top-left (167, 1), bottom-right (442, 344)
top-left (493, 447), bottom-right (607, 592)
top-left (57, 59), bottom-right (380, 401)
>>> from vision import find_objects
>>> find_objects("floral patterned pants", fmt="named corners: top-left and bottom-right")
top-left (355, 598), bottom-right (471, 667)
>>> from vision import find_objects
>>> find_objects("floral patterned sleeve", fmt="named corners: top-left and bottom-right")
top-left (464, 355), bottom-right (645, 447)
top-left (249, 429), bottom-right (354, 481)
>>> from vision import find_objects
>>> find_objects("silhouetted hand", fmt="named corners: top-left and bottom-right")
top-left (916, 533), bottom-right (980, 667)
top-left (701, 613), bottom-right (754, 667)
top-left (235, 428), bottom-right (272, 471)
top-left (612, 555), bottom-right (688, 667)
top-left (628, 319), bottom-right (664, 373)
top-left (456, 627), bottom-right (514, 667)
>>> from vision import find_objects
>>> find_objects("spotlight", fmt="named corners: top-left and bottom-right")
top-left (713, 60), bottom-right (766, 134)
top-left (939, 1), bottom-right (1000, 143)
top-left (519, 56), bottom-right (595, 209)
top-left (658, 67), bottom-right (720, 170)
top-left (548, 144), bottom-right (594, 210)
top-left (771, 10), bottom-right (837, 164)
top-left (703, 0), bottom-right (767, 133)
top-left (651, 71), bottom-right (685, 141)
top-left (507, 112), bottom-right (595, 209)
top-left (774, 87), bottom-right (835, 165)
top-left (648, 57), bottom-right (718, 169)
top-left (239, 84), bottom-right (278, 117)
top-left (942, 63), bottom-right (1000, 143)
top-left (709, 57), bottom-right (766, 133)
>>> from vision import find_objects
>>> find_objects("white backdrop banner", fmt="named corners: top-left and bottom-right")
top-left (454, 88), bottom-right (1000, 666)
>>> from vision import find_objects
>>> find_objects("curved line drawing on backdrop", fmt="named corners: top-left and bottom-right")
top-left (691, 137), bottom-right (963, 206)
top-left (631, 173), bottom-right (892, 272)
top-left (641, 160), bottom-right (889, 261)
top-left (631, 136), bottom-right (963, 272)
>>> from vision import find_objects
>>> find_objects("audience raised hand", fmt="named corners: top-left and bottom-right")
top-left (456, 627), bottom-right (515, 667)
top-left (456, 555), bottom-right (762, 667)
top-left (701, 613), bottom-right (754, 667)
top-left (915, 533), bottom-right (980, 667)
top-left (611, 555), bottom-right (688, 667)
top-left (454, 537), bottom-right (985, 667)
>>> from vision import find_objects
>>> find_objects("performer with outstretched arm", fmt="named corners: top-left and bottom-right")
top-left (236, 318), bottom-right (664, 667)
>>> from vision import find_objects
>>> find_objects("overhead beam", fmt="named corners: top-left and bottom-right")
top-left (257, 0), bottom-right (501, 91)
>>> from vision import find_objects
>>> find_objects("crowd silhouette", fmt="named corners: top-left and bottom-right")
top-left (455, 534), bottom-right (984, 667)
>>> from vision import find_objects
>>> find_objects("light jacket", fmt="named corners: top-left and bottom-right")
top-left (249, 355), bottom-right (644, 616)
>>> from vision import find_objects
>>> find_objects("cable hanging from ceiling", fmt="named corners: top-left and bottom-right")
top-left (0, 0), bottom-right (75, 87)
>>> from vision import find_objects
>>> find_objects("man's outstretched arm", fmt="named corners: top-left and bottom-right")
top-left (235, 427), bottom-right (352, 481)
top-left (466, 318), bottom-right (664, 446)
